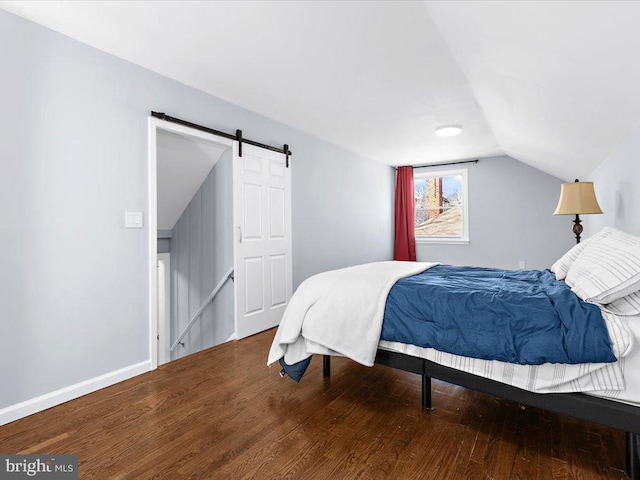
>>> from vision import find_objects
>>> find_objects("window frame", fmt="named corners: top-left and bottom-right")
top-left (414, 168), bottom-right (469, 245)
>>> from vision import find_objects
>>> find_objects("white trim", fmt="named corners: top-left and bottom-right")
top-left (148, 117), bottom-right (234, 370)
top-left (148, 119), bottom-right (159, 370)
top-left (232, 141), bottom-right (240, 340)
top-left (415, 238), bottom-right (470, 245)
top-left (157, 252), bottom-right (171, 366)
top-left (154, 118), bottom-right (234, 148)
top-left (0, 361), bottom-right (150, 426)
top-left (414, 168), bottom-right (470, 244)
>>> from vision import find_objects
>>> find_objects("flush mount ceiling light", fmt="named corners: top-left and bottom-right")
top-left (435, 125), bottom-right (462, 137)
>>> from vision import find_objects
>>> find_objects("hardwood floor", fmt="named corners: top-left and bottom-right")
top-left (0, 329), bottom-right (629, 479)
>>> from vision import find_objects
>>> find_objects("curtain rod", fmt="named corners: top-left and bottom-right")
top-left (151, 111), bottom-right (292, 165)
top-left (396, 159), bottom-right (479, 169)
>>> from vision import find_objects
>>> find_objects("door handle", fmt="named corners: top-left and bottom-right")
top-left (238, 225), bottom-right (243, 243)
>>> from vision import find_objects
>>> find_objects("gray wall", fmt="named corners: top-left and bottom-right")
top-left (0, 11), bottom-right (394, 410)
top-left (157, 239), bottom-right (170, 254)
top-left (416, 156), bottom-right (573, 270)
top-left (157, 230), bottom-right (171, 254)
top-left (294, 144), bottom-right (395, 279)
top-left (585, 127), bottom-right (640, 237)
top-left (170, 151), bottom-right (234, 359)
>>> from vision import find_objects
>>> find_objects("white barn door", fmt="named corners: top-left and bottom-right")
top-left (233, 143), bottom-right (292, 339)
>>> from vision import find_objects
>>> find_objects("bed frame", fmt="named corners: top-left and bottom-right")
top-left (322, 350), bottom-right (640, 479)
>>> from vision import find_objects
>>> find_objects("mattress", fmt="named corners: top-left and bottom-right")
top-left (378, 310), bottom-right (638, 405)
top-left (589, 316), bottom-right (640, 406)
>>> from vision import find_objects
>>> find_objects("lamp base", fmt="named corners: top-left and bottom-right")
top-left (573, 214), bottom-right (583, 244)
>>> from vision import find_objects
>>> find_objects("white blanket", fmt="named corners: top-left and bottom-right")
top-left (268, 261), bottom-right (436, 368)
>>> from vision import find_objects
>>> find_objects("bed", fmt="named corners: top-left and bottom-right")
top-left (268, 227), bottom-right (640, 478)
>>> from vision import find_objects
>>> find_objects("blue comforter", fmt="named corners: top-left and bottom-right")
top-left (381, 265), bottom-right (616, 365)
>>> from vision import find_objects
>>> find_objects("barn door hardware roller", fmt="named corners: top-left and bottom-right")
top-left (236, 129), bottom-right (243, 157)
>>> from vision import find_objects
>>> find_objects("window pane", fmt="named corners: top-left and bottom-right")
top-left (414, 174), bottom-right (464, 237)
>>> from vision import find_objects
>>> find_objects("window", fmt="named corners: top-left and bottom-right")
top-left (414, 168), bottom-right (469, 243)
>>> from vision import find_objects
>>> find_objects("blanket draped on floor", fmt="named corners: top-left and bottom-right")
top-left (268, 261), bottom-right (436, 380)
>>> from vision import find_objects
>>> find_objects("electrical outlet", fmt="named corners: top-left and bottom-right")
top-left (518, 261), bottom-right (526, 270)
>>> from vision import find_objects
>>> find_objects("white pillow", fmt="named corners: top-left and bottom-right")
top-left (550, 227), bottom-right (611, 280)
top-left (551, 237), bottom-right (593, 281)
top-left (601, 290), bottom-right (640, 316)
top-left (566, 227), bottom-right (640, 303)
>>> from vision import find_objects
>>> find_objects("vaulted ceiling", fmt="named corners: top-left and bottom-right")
top-left (2, 1), bottom-right (640, 181)
top-left (156, 130), bottom-right (227, 231)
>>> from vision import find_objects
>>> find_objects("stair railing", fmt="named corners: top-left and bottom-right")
top-left (170, 267), bottom-right (234, 352)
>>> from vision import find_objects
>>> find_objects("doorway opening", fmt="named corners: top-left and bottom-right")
top-left (149, 119), bottom-right (235, 368)
top-left (148, 116), bottom-right (293, 371)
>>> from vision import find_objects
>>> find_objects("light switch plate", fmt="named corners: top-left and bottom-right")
top-left (125, 211), bottom-right (144, 228)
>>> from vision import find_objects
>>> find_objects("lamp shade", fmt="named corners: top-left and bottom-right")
top-left (553, 181), bottom-right (603, 215)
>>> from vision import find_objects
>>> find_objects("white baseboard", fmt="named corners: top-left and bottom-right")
top-left (0, 360), bottom-right (151, 426)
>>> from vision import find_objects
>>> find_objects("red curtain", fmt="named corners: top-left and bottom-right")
top-left (394, 166), bottom-right (416, 261)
